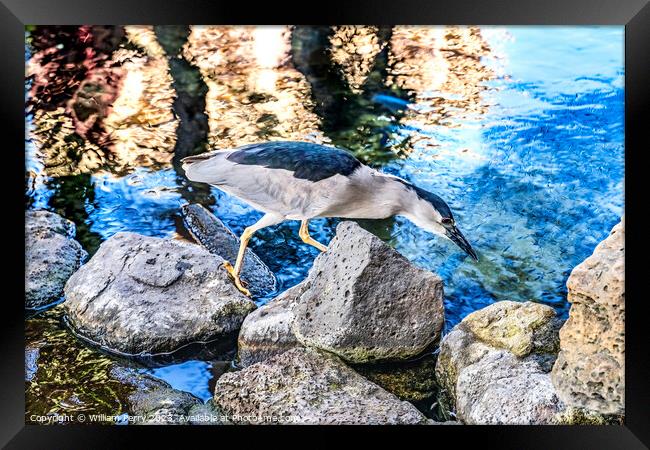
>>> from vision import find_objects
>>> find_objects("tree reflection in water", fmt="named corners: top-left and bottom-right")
top-left (24, 25), bottom-right (624, 419)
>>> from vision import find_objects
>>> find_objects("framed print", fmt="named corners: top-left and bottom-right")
top-left (3, 0), bottom-right (649, 447)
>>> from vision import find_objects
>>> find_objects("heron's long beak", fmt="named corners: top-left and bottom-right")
top-left (446, 225), bottom-right (478, 261)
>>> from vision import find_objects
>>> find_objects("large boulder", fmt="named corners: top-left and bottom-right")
top-left (237, 283), bottom-right (304, 367)
top-left (181, 203), bottom-right (277, 297)
top-left (64, 232), bottom-right (256, 355)
top-left (292, 221), bottom-right (444, 363)
top-left (214, 347), bottom-right (427, 425)
top-left (435, 301), bottom-right (564, 424)
top-left (551, 220), bottom-right (625, 416)
top-left (25, 210), bottom-right (87, 309)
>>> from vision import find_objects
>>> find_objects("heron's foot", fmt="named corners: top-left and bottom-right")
top-left (299, 220), bottom-right (328, 253)
top-left (220, 261), bottom-right (251, 297)
top-left (300, 236), bottom-right (328, 252)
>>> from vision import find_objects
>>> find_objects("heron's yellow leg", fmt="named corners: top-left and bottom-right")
top-left (221, 213), bottom-right (285, 296)
top-left (299, 220), bottom-right (328, 252)
top-left (221, 227), bottom-right (254, 297)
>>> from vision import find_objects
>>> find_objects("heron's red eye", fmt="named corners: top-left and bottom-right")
top-left (441, 217), bottom-right (453, 225)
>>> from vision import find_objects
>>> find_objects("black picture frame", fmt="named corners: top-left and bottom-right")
top-left (3, 0), bottom-right (648, 447)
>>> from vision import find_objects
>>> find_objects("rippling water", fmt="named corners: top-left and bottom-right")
top-left (25, 26), bottom-right (624, 413)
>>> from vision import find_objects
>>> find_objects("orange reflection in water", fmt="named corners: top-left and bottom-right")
top-left (103, 26), bottom-right (177, 172)
top-left (183, 26), bottom-right (326, 149)
top-left (387, 26), bottom-right (495, 155)
top-left (27, 26), bottom-right (178, 177)
top-left (329, 26), bottom-right (386, 93)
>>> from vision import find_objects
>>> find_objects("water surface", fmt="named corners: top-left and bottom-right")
top-left (25, 26), bottom-right (624, 413)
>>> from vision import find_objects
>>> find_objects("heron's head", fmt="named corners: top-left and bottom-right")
top-left (397, 182), bottom-right (478, 261)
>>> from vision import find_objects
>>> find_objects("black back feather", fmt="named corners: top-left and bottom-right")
top-left (226, 141), bottom-right (362, 182)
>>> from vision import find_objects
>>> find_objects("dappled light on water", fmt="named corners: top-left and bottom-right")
top-left (25, 25), bottom-right (624, 406)
top-left (27, 26), bottom-right (178, 178)
top-left (183, 26), bottom-right (326, 149)
top-left (329, 26), bottom-right (387, 94)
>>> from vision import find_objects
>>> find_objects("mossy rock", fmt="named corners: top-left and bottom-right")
top-left (553, 407), bottom-right (624, 425)
top-left (462, 300), bottom-right (560, 357)
top-left (353, 353), bottom-right (437, 402)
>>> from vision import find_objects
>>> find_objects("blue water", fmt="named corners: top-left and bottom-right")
top-left (26, 26), bottom-right (624, 402)
top-left (142, 361), bottom-right (214, 402)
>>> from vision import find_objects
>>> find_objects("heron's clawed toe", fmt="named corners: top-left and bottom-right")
top-left (234, 278), bottom-right (251, 297)
top-left (220, 261), bottom-right (251, 297)
top-left (220, 260), bottom-right (235, 275)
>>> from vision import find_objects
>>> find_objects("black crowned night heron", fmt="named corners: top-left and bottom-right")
top-left (182, 141), bottom-right (478, 296)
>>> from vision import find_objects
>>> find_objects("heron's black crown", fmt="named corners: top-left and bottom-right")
top-left (395, 179), bottom-right (453, 220)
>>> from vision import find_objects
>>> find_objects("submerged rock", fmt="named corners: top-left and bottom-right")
top-left (111, 366), bottom-right (202, 425)
top-left (25, 210), bottom-right (87, 309)
top-left (551, 220), bottom-right (625, 416)
top-left (214, 347), bottom-right (427, 425)
top-left (25, 306), bottom-right (215, 425)
top-left (187, 399), bottom-right (231, 425)
top-left (237, 283), bottom-right (304, 367)
top-left (64, 232), bottom-right (256, 355)
top-left (293, 221), bottom-right (445, 363)
top-left (435, 301), bottom-right (564, 425)
top-left (353, 353), bottom-right (438, 402)
top-left (181, 203), bottom-right (277, 297)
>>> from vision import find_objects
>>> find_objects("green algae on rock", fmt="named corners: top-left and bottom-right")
top-left (435, 301), bottom-right (564, 425)
top-left (353, 353), bottom-right (438, 402)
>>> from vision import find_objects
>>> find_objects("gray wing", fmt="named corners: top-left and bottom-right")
top-left (182, 149), bottom-right (356, 218)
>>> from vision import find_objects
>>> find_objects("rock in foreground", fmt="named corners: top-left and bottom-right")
top-left (181, 203), bottom-right (277, 297)
top-left (293, 221), bottom-right (444, 363)
top-left (64, 232), bottom-right (256, 355)
top-left (26, 306), bottom-right (221, 425)
top-left (436, 301), bottom-right (564, 424)
top-left (214, 347), bottom-right (427, 425)
top-left (551, 220), bottom-right (625, 416)
top-left (237, 283), bottom-right (304, 367)
top-left (25, 210), bottom-right (87, 309)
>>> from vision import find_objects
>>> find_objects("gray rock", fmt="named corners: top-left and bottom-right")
top-left (237, 282), bottom-right (305, 367)
top-left (551, 220), bottom-right (625, 416)
top-left (293, 221), bottom-right (444, 363)
top-left (181, 203), bottom-right (277, 297)
top-left (427, 419), bottom-right (461, 425)
top-left (110, 366), bottom-right (201, 425)
top-left (214, 347), bottom-right (427, 425)
top-left (64, 232), bottom-right (256, 355)
top-left (456, 348), bottom-right (563, 424)
top-left (25, 210), bottom-right (87, 309)
top-left (187, 399), bottom-right (232, 425)
top-left (435, 301), bottom-right (565, 424)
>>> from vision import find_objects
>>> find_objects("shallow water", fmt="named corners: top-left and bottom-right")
top-left (25, 26), bottom-right (624, 414)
